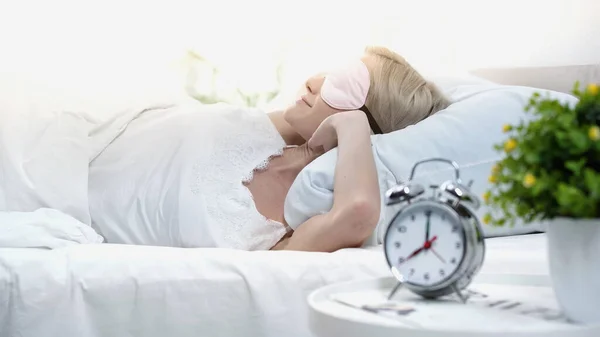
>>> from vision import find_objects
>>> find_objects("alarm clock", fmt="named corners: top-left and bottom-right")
top-left (383, 158), bottom-right (485, 303)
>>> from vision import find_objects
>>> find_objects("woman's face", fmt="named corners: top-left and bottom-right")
top-left (283, 55), bottom-right (375, 141)
top-left (282, 73), bottom-right (344, 141)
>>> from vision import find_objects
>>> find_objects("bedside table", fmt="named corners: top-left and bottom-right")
top-left (308, 276), bottom-right (600, 337)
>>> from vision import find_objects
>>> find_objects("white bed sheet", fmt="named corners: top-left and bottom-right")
top-left (0, 234), bottom-right (547, 337)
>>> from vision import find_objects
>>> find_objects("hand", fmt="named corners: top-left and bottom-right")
top-left (307, 110), bottom-right (370, 152)
top-left (307, 115), bottom-right (338, 152)
top-left (403, 236), bottom-right (438, 263)
top-left (430, 248), bottom-right (446, 264)
top-left (424, 212), bottom-right (431, 243)
top-left (423, 235), bottom-right (437, 249)
top-left (405, 246), bottom-right (424, 262)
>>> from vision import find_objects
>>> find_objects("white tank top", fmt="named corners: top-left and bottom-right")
top-left (88, 102), bottom-right (289, 250)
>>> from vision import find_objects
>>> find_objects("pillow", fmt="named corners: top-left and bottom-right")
top-left (0, 109), bottom-right (92, 224)
top-left (0, 74), bottom-right (184, 227)
top-left (284, 82), bottom-right (579, 242)
top-left (421, 71), bottom-right (496, 92)
top-left (470, 64), bottom-right (600, 95)
top-left (0, 208), bottom-right (104, 249)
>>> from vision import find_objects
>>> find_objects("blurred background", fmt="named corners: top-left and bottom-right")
top-left (0, 0), bottom-right (598, 110)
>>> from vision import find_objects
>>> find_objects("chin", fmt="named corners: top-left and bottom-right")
top-left (282, 109), bottom-right (309, 141)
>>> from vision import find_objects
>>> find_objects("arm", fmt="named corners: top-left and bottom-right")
top-left (281, 111), bottom-right (380, 252)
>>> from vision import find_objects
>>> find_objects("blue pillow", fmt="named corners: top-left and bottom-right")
top-left (284, 83), bottom-right (578, 241)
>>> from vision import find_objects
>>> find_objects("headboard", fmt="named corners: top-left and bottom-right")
top-left (469, 64), bottom-right (600, 94)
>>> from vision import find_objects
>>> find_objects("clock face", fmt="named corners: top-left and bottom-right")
top-left (384, 202), bottom-right (466, 287)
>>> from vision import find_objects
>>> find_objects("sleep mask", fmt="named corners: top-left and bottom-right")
top-left (321, 59), bottom-right (382, 134)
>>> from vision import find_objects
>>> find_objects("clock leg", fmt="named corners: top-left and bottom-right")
top-left (452, 284), bottom-right (468, 304)
top-left (387, 281), bottom-right (404, 301)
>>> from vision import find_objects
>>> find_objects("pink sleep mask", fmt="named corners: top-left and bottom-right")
top-left (321, 59), bottom-right (370, 110)
top-left (321, 60), bottom-right (382, 134)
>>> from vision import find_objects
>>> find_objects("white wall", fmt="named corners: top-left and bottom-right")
top-left (0, 0), bottom-right (598, 109)
top-left (401, 0), bottom-right (600, 69)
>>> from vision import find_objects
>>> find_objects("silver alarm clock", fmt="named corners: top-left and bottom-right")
top-left (383, 158), bottom-right (485, 303)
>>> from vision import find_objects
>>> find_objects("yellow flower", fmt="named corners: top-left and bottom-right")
top-left (483, 191), bottom-right (491, 203)
top-left (523, 173), bottom-right (536, 188)
top-left (504, 138), bottom-right (517, 153)
top-left (492, 164), bottom-right (501, 174)
top-left (488, 175), bottom-right (497, 183)
top-left (483, 213), bottom-right (492, 225)
top-left (589, 126), bottom-right (600, 141)
top-left (502, 124), bottom-right (512, 133)
top-left (587, 83), bottom-right (599, 96)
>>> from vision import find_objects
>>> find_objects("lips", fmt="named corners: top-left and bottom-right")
top-left (301, 95), bottom-right (312, 107)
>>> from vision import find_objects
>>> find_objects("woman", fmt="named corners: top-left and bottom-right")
top-left (88, 46), bottom-right (450, 252)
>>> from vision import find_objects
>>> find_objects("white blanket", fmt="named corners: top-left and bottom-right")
top-left (0, 208), bottom-right (103, 249)
top-left (0, 234), bottom-right (547, 337)
top-left (0, 74), bottom-right (187, 247)
top-left (0, 244), bottom-right (388, 337)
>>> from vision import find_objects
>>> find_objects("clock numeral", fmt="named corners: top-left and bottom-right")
top-left (424, 273), bottom-right (430, 281)
top-left (409, 268), bottom-right (415, 276)
top-left (439, 269), bottom-right (445, 276)
top-left (455, 242), bottom-right (461, 249)
top-left (451, 226), bottom-right (458, 232)
top-left (411, 214), bottom-right (415, 221)
top-left (398, 226), bottom-right (407, 233)
top-left (441, 214), bottom-right (446, 221)
top-left (398, 257), bottom-right (405, 264)
top-left (450, 258), bottom-right (457, 264)
top-left (394, 241), bottom-right (401, 249)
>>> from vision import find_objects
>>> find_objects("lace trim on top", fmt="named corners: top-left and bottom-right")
top-left (241, 148), bottom-right (284, 184)
top-left (190, 106), bottom-right (288, 250)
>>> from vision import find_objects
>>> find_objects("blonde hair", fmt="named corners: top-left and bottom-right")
top-left (363, 46), bottom-right (450, 133)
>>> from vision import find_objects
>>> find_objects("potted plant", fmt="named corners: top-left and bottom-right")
top-left (484, 83), bottom-right (600, 324)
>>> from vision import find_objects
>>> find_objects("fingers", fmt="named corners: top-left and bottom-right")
top-left (308, 137), bottom-right (333, 153)
top-left (307, 133), bottom-right (322, 150)
top-left (307, 144), bottom-right (326, 157)
top-left (309, 130), bottom-right (337, 151)
top-left (307, 123), bottom-right (328, 150)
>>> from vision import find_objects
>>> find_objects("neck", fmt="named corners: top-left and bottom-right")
top-left (268, 111), bottom-right (305, 146)
top-left (269, 144), bottom-right (323, 179)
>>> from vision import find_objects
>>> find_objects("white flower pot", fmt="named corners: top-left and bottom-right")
top-left (547, 217), bottom-right (600, 324)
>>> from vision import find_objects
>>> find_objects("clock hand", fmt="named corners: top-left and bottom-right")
top-left (430, 248), bottom-right (446, 264)
top-left (405, 246), bottom-right (424, 262)
top-left (424, 211), bottom-right (431, 243)
top-left (403, 236), bottom-right (438, 263)
top-left (423, 235), bottom-right (437, 249)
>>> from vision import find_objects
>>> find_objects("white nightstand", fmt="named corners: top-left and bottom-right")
top-left (308, 276), bottom-right (600, 337)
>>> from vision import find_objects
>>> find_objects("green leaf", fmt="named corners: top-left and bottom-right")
top-left (565, 159), bottom-right (586, 175)
top-left (566, 129), bottom-right (589, 154)
top-left (524, 152), bottom-right (540, 165)
top-left (584, 169), bottom-right (600, 199)
top-left (530, 178), bottom-right (547, 196)
top-left (265, 91), bottom-right (279, 102)
top-left (486, 82), bottom-right (600, 224)
top-left (555, 183), bottom-right (589, 216)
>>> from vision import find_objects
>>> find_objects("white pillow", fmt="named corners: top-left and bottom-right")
top-left (0, 208), bottom-right (104, 249)
top-left (0, 109), bottom-right (92, 224)
top-left (284, 83), bottom-right (579, 241)
top-left (0, 74), bottom-right (184, 227)
top-left (421, 71), bottom-right (496, 92)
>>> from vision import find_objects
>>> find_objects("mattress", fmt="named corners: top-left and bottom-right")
top-left (0, 234), bottom-right (547, 337)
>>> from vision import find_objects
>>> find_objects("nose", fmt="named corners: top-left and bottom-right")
top-left (306, 75), bottom-right (325, 95)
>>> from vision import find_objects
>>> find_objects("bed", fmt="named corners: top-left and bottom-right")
top-left (0, 235), bottom-right (547, 337)
top-left (0, 63), bottom-right (596, 337)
